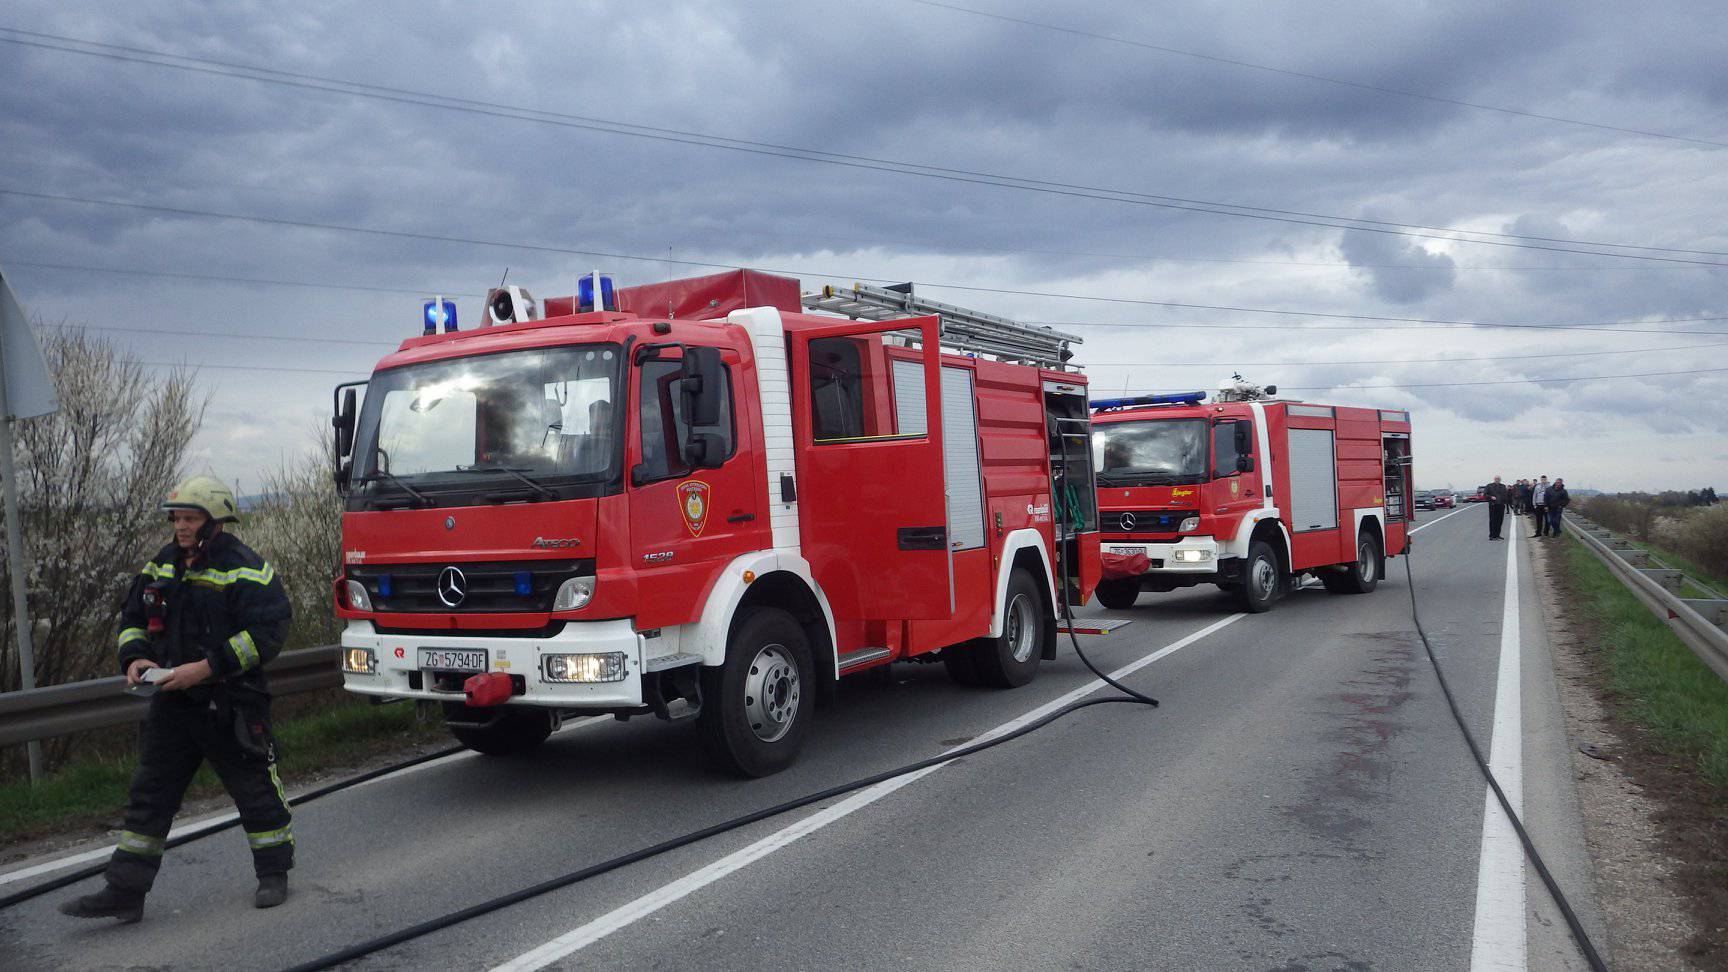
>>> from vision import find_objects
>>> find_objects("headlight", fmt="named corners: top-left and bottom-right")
top-left (343, 647), bottom-right (377, 674)
top-left (1178, 516), bottom-right (1200, 532)
top-left (542, 652), bottom-right (625, 683)
top-left (344, 580), bottom-right (373, 612)
top-left (1174, 549), bottom-right (1213, 563)
top-left (552, 576), bottom-right (595, 611)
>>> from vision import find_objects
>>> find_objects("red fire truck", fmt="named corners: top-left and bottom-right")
top-left (1088, 379), bottom-right (1413, 613)
top-left (331, 274), bottom-right (1102, 775)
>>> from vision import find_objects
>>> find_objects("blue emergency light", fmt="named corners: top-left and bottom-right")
top-left (423, 297), bottom-right (458, 335)
top-left (578, 274), bottom-right (616, 312)
top-left (1090, 391), bottom-right (1207, 411)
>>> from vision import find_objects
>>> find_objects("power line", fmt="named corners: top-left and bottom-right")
top-left (906, 0), bottom-right (1728, 150)
top-left (38, 320), bottom-right (397, 348)
top-left (1122, 365), bottom-right (1728, 392)
top-left (1076, 340), bottom-right (1728, 368)
top-left (4, 198), bottom-right (1726, 337)
top-left (10, 261), bottom-right (482, 299)
top-left (3, 29), bottom-right (1725, 265)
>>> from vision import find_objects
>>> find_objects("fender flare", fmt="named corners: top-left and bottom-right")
top-left (989, 528), bottom-right (1056, 638)
top-left (1226, 509), bottom-right (1290, 562)
top-left (1351, 508), bottom-right (1385, 549)
top-left (675, 551), bottom-right (838, 671)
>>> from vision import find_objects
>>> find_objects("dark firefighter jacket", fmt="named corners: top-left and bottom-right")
top-left (116, 531), bottom-right (292, 706)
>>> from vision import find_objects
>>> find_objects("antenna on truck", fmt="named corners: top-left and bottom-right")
top-left (801, 281), bottom-right (1082, 370)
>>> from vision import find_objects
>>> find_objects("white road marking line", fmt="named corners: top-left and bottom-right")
top-left (1410, 504), bottom-right (1473, 534)
top-left (491, 613), bottom-right (1247, 972)
top-left (0, 715), bottom-right (612, 886)
top-left (1471, 523), bottom-right (1526, 970)
top-left (0, 810), bottom-right (238, 885)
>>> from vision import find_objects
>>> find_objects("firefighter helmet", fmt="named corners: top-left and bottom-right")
top-left (163, 475), bottom-right (241, 523)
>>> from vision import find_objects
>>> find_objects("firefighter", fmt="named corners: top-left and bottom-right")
top-left (60, 476), bottom-right (294, 923)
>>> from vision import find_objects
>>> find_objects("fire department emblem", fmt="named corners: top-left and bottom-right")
top-left (677, 481), bottom-right (711, 537)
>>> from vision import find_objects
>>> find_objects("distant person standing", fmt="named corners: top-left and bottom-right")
top-left (1530, 475), bottom-right (1551, 537)
top-left (1512, 479), bottom-right (1530, 514)
top-left (1547, 478), bottom-right (1571, 537)
top-left (1483, 476), bottom-right (1510, 540)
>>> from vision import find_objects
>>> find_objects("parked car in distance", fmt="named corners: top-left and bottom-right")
top-left (1432, 492), bottom-right (1455, 509)
top-left (1416, 491), bottom-right (1438, 511)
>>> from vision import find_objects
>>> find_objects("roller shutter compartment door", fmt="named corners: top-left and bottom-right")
top-left (1287, 427), bottom-right (1338, 532)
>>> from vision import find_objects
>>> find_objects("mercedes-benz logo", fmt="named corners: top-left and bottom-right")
top-left (444, 516), bottom-right (456, 531)
top-left (437, 566), bottom-right (467, 607)
top-left (1118, 512), bottom-right (1136, 531)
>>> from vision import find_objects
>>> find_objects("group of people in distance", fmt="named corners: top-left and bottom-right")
top-left (1482, 475), bottom-right (1570, 541)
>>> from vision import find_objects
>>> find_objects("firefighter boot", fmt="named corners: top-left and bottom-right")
top-left (59, 885), bottom-right (145, 923)
top-left (255, 873), bottom-right (288, 908)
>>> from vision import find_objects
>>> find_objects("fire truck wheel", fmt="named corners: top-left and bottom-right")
top-left (971, 569), bottom-right (1046, 688)
top-left (942, 645), bottom-right (982, 686)
top-left (698, 607), bottom-right (814, 777)
top-left (1236, 540), bottom-right (1280, 613)
top-left (446, 709), bottom-right (554, 756)
top-left (1333, 531), bottom-right (1383, 595)
top-left (1094, 578), bottom-right (1140, 611)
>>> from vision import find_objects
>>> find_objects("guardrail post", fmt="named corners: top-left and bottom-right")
top-left (1685, 599), bottom-right (1728, 632)
top-left (1639, 568), bottom-right (1684, 593)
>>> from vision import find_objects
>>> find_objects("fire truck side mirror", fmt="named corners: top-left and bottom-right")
top-left (680, 347), bottom-right (724, 427)
top-left (683, 432), bottom-right (726, 470)
top-left (332, 385), bottom-right (359, 492)
top-left (1233, 420), bottom-right (1252, 455)
top-left (1236, 454), bottom-right (1255, 474)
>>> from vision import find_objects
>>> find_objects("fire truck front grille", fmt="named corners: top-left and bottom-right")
top-left (348, 560), bottom-right (593, 613)
top-left (1102, 510), bottom-right (1196, 534)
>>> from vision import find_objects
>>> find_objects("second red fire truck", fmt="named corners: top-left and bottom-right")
top-left (1089, 379), bottom-right (1413, 612)
top-left (332, 273), bottom-right (1101, 776)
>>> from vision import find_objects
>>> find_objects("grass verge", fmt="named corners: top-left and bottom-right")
top-left (1563, 536), bottom-right (1728, 792)
top-left (0, 698), bottom-right (445, 847)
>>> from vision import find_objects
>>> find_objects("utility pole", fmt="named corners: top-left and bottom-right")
top-left (0, 263), bottom-right (61, 784)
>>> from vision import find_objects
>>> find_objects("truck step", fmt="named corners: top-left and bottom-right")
top-left (837, 647), bottom-right (894, 673)
top-left (644, 652), bottom-right (703, 672)
top-left (1058, 617), bottom-right (1134, 636)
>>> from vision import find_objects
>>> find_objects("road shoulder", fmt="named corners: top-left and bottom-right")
top-left (1531, 532), bottom-right (1714, 971)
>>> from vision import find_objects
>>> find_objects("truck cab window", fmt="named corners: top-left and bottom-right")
top-left (808, 337), bottom-right (867, 441)
top-left (637, 357), bottom-right (734, 482)
top-left (1210, 420), bottom-right (1246, 478)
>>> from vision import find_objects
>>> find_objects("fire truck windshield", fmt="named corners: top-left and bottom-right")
top-left (350, 344), bottom-right (622, 507)
top-left (1092, 418), bottom-right (1207, 485)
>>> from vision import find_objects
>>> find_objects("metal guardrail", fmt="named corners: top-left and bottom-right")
top-left (0, 646), bottom-right (341, 749)
top-left (1565, 514), bottom-right (1728, 684)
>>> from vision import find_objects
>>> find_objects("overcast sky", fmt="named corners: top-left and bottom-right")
top-left (1, 0), bottom-right (1724, 494)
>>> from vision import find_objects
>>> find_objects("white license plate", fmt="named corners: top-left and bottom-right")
top-left (1112, 546), bottom-right (1147, 557)
top-left (419, 648), bottom-right (486, 672)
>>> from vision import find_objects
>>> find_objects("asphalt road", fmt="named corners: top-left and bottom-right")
top-left (0, 506), bottom-right (1606, 971)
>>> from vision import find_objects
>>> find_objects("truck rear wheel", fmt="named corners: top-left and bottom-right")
top-left (698, 607), bottom-right (814, 777)
top-left (942, 645), bottom-right (981, 686)
top-left (1326, 531), bottom-right (1382, 595)
top-left (1093, 578), bottom-right (1140, 611)
top-left (1235, 539), bottom-right (1281, 613)
top-left (970, 569), bottom-right (1046, 688)
top-left (446, 707), bottom-right (554, 756)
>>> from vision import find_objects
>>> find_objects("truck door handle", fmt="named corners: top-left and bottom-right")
top-left (727, 512), bottom-right (756, 524)
top-left (896, 525), bottom-right (948, 551)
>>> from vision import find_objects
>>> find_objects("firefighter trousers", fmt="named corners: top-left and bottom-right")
top-left (105, 695), bottom-right (292, 895)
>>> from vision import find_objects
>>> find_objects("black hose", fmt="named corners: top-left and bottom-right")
top-left (0, 743), bottom-right (464, 910)
top-left (281, 456), bottom-right (1158, 970)
top-left (1402, 552), bottom-right (1609, 971)
top-left (281, 694), bottom-right (1151, 972)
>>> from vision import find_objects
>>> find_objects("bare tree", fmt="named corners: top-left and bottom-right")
top-left (242, 424), bottom-right (344, 651)
top-left (0, 329), bottom-right (203, 715)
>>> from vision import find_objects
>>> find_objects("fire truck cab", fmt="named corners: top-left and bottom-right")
top-left (1089, 380), bottom-right (1413, 613)
top-left (331, 272), bottom-right (1101, 776)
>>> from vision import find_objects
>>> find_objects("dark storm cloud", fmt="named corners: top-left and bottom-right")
top-left (0, 0), bottom-right (1725, 490)
top-left (1339, 223), bottom-right (1457, 303)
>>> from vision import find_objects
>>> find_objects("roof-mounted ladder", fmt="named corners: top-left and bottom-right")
top-left (801, 282), bottom-right (1082, 370)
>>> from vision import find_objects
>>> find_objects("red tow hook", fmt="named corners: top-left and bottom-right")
top-left (463, 671), bottom-right (514, 708)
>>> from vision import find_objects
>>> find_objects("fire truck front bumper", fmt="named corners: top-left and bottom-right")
top-left (338, 620), bottom-right (646, 709)
top-left (1101, 537), bottom-right (1220, 577)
